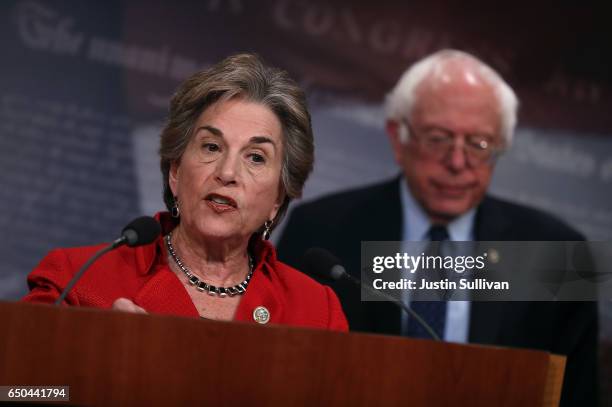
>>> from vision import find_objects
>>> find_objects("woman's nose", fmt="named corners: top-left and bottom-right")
top-left (215, 154), bottom-right (239, 185)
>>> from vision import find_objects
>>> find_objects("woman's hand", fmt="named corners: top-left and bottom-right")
top-left (112, 298), bottom-right (148, 314)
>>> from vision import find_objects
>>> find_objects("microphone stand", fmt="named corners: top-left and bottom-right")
top-left (341, 272), bottom-right (441, 341)
top-left (54, 236), bottom-right (127, 306)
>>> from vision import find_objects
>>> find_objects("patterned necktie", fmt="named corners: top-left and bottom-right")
top-left (403, 225), bottom-right (449, 339)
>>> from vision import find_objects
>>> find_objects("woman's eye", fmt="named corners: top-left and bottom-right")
top-left (249, 153), bottom-right (266, 164)
top-left (203, 143), bottom-right (220, 152)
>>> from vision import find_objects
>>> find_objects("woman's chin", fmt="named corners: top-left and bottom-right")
top-left (191, 225), bottom-right (248, 243)
top-left (181, 215), bottom-right (253, 244)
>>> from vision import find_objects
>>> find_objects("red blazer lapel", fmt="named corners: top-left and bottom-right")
top-left (133, 265), bottom-right (199, 318)
top-left (235, 241), bottom-right (283, 325)
top-left (129, 219), bottom-right (199, 318)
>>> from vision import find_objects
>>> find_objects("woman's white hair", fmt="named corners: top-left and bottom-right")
top-left (385, 49), bottom-right (519, 147)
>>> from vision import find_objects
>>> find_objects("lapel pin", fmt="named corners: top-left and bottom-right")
top-left (253, 306), bottom-right (270, 324)
top-left (488, 248), bottom-right (500, 264)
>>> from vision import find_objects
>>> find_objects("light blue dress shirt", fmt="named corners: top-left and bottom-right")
top-left (399, 178), bottom-right (476, 343)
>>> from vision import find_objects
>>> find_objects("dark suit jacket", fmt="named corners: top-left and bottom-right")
top-left (278, 177), bottom-right (598, 407)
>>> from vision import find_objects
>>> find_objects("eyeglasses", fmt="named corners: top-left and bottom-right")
top-left (403, 120), bottom-right (502, 166)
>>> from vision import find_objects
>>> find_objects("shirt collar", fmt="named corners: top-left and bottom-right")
top-left (399, 177), bottom-right (476, 241)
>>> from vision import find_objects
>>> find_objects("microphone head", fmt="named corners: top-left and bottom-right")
top-left (301, 247), bottom-right (347, 281)
top-left (121, 216), bottom-right (162, 247)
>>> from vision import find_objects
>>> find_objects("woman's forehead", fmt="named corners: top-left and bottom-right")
top-left (195, 98), bottom-right (282, 140)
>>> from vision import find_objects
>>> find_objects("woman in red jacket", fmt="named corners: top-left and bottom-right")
top-left (24, 54), bottom-right (347, 332)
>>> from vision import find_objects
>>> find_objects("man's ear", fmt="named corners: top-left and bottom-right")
top-left (169, 161), bottom-right (180, 197)
top-left (386, 120), bottom-right (406, 165)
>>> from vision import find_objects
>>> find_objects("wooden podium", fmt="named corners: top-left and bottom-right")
top-left (0, 302), bottom-right (565, 406)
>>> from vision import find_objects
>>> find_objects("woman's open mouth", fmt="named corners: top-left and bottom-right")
top-left (205, 193), bottom-right (238, 212)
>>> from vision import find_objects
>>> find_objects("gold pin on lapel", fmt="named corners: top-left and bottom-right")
top-left (253, 306), bottom-right (270, 324)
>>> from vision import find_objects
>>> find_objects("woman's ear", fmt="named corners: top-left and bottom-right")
top-left (169, 161), bottom-right (180, 197)
top-left (269, 190), bottom-right (285, 221)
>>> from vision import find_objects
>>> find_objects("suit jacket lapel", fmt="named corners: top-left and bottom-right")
top-left (131, 239), bottom-right (200, 317)
top-left (134, 265), bottom-right (200, 317)
top-left (474, 196), bottom-right (511, 241)
top-left (361, 176), bottom-right (403, 241)
top-left (363, 177), bottom-right (403, 333)
top-left (469, 196), bottom-right (510, 344)
top-left (234, 260), bottom-right (282, 325)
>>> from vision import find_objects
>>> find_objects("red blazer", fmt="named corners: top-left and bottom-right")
top-left (23, 214), bottom-right (348, 332)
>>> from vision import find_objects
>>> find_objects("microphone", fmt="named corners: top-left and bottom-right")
top-left (114, 216), bottom-right (162, 248)
top-left (55, 216), bottom-right (162, 306)
top-left (302, 247), bottom-right (441, 341)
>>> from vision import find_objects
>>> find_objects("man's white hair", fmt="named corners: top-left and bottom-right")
top-left (385, 49), bottom-right (519, 147)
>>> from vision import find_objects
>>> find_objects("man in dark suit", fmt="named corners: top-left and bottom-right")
top-left (277, 50), bottom-right (598, 406)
